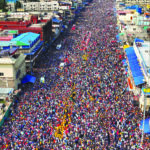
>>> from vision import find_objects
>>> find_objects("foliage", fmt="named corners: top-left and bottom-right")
top-left (15, 1), bottom-right (21, 10)
top-left (0, 0), bottom-right (7, 12)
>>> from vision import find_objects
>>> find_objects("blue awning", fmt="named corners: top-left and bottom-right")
top-left (122, 59), bottom-right (128, 66)
top-left (125, 47), bottom-right (145, 86)
top-left (134, 38), bottom-right (144, 43)
top-left (59, 1), bottom-right (70, 5)
top-left (22, 74), bottom-right (36, 84)
top-left (24, 41), bottom-right (43, 56)
top-left (140, 118), bottom-right (150, 134)
top-left (0, 47), bottom-right (18, 56)
top-left (52, 18), bottom-right (62, 23)
top-left (82, 2), bottom-right (88, 5)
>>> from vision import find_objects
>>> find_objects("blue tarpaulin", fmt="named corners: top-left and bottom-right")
top-left (52, 18), bottom-right (62, 23)
top-left (24, 41), bottom-right (43, 56)
top-left (0, 47), bottom-right (18, 56)
top-left (22, 75), bottom-right (36, 84)
top-left (59, 1), bottom-right (70, 5)
top-left (125, 47), bottom-right (145, 86)
top-left (122, 59), bottom-right (128, 66)
top-left (134, 38), bottom-right (144, 43)
top-left (125, 5), bottom-right (139, 9)
top-left (82, 2), bottom-right (89, 5)
top-left (119, 3), bottom-right (125, 6)
top-left (140, 118), bottom-right (150, 134)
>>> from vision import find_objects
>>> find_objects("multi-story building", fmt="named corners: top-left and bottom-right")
top-left (124, 0), bottom-right (150, 5)
top-left (0, 14), bottom-right (53, 41)
top-left (23, 1), bottom-right (60, 11)
top-left (0, 54), bottom-right (26, 89)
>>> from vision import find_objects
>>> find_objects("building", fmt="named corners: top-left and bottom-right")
top-left (139, 88), bottom-right (150, 111)
top-left (0, 54), bottom-right (26, 89)
top-left (117, 9), bottom-right (150, 45)
top-left (0, 14), bottom-right (53, 41)
top-left (22, 1), bottom-right (60, 12)
top-left (133, 40), bottom-right (150, 85)
top-left (0, 32), bottom-right (44, 69)
top-left (125, 39), bottom-right (150, 95)
top-left (124, 0), bottom-right (150, 5)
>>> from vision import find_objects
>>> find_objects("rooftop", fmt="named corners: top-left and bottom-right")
top-left (0, 88), bottom-right (14, 95)
top-left (0, 57), bottom-right (16, 64)
top-left (11, 32), bottom-right (40, 46)
top-left (138, 41), bottom-right (150, 68)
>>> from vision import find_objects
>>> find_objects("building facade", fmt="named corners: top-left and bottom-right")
top-left (23, 1), bottom-right (59, 11)
top-left (0, 54), bottom-right (26, 89)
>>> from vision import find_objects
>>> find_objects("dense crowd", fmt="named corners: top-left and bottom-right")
top-left (0, 0), bottom-right (150, 149)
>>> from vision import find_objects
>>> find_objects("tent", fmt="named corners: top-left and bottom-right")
top-left (40, 77), bottom-right (45, 83)
top-left (21, 74), bottom-right (36, 84)
top-left (56, 44), bottom-right (62, 50)
top-left (144, 26), bottom-right (148, 30)
top-left (125, 47), bottom-right (145, 86)
top-left (140, 118), bottom-right (150, 134)
top-left (119, 32), bottom-right (125, 36)
top-left (52, 18), bottom-right (61, 24)
top-left (134, 38), bottom-right (144, 43)
top-left (60, 62), bottom-right (65, 67)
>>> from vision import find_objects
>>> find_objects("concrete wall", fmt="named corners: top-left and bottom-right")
top-left (0, 64), bottom-right (14, 78)
top-left (0, 55), bottom-right (26, 89)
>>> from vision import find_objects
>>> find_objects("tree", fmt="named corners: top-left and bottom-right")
top-left (0, 0), bottom-right (7, 12)
top-left (15, 1), bottom-right (21, 10)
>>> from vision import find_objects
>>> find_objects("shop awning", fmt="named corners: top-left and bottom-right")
top-left (52, 18), bottom-right (62, 23)
top-left (21, 75), bottom-right (36, 84)
top-left (125, 47), bottom-right (145, 86)
top-left (134, 38), bottom-right (144, 43)
top-left (122, 59), bottom-right (128, 66)
top-left (0, 88), bottom-right (14, 96)
top-left (140, 118), bottom-right (150, 134)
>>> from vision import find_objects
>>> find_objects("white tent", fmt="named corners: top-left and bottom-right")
top-left (40, 77), bottom-right (45, 83)
top-left (59, 62), bottom-right (65, 67)
top-left (56, 44), bottom-right (62, 50)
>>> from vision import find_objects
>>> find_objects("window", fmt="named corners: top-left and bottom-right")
top-left (133, 28), bottom-right (136, 31)
top-left (0, 73), bottom-right (4, 76)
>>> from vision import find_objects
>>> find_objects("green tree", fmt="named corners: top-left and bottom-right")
top-left (15, 1), bottom-right (21, 10)
top-left (0, 0), bottom-right (7, 12)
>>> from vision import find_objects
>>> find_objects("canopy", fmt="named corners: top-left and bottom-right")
top-left (125, 47), bottom-right (145, 86)
top-left (125, 5), bottom-right (139, 10)
top-left (40, 77), bottom-right (45, 83)
top-left (122, 59), bottom-right (127, 66)
top-left (24, 41), bottom-right (43, 56)
top-left (0, 88), bottom-right (14, 96)
top-left (56, 44), bottom-right (62, 50)
top-left (0, 47), bottom-right (18, 56)
top-left (119, 32), bottom-right (125, 36)
top-left (134, 38), bottom-right (144, 43)
top-left (21, 75), bottom-right (36, 84)
top-left (52, 18), bottom-right (61, 24)
top-left (144, 26), bottom-right (148, 30)
top-left (123, 45), bottom-right (130, 50)
top-left (60, 62), bottom-right (65, 67)
top-left (140, 118), bottom-right (150, 134)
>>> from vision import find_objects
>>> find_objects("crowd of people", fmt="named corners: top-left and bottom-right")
top-left (0, 0), bottom-right (150, 149)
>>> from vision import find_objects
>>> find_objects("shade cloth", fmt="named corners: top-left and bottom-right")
top-left (21, 75), bottom-right (36, 84)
